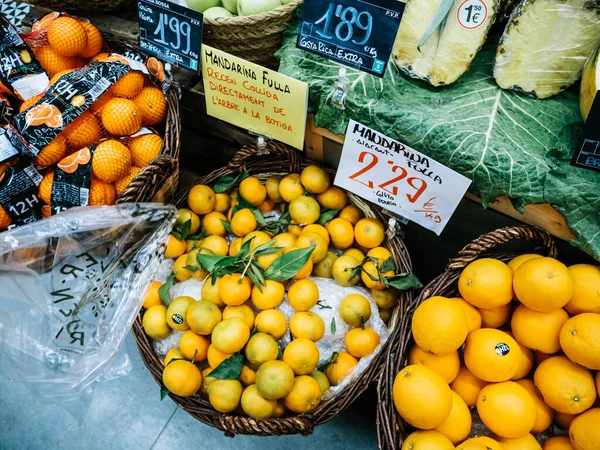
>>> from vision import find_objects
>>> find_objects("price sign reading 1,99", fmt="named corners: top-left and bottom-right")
top-left (296, 0), bottom-right (405, 77)
top-left (138, 0), bottom-right (203, 72)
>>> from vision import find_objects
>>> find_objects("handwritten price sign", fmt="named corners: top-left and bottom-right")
top-left (335, 120), bottom-right (471, 234)
top-left (297, 0), bottom-right (404, 77)
top-left (138, 0), bottom-right (203, 72)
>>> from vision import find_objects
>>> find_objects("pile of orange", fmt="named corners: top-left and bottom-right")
top-left (393, 256), bottom-right (600, 450)
top-left (141, 165), bottom-right (404, 419)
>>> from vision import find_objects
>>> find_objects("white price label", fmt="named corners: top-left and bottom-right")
top-left (457, 0), bottom-right (488, 30)
top-left (334, 120), bottom-right (471, 235)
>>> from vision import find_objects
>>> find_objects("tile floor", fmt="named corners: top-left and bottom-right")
top-left (0, 333), bottom-right (379, 450)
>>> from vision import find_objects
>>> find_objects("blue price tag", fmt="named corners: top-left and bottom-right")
top-left (296, 0), bottom-right (405, 78)
top-left (571, 94), bottom-right (600, 173)
top-left (137, 0), bottom-right (203, 73)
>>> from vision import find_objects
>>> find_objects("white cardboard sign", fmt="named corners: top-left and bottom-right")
top-left (334, 120), bottom-right (472, 235)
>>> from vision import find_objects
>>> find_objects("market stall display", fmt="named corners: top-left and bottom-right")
top-left (0, 11), bottom-right (180, 230)
top-left (377, 225), bottom-right (600, 449)
top-left (132, 142), bottom-right (418, 435)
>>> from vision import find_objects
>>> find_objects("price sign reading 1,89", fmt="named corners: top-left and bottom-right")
top-left (297, 0), bottom-right (405, 77)
top-left (335, 120), bottom-right (472, 235)
top-left (138, 0), bottom-right (203, 72)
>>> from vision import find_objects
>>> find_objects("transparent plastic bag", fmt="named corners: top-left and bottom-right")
top-left (494, 0), bottom-right (600, 99)
top-left (0, 203), bottom-right (176, 418)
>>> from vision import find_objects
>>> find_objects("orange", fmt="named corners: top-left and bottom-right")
top-left (338, 204), bottom-right (364, 225)
top-left (255, 309), bottom-right (287, 340)
top-left (325, 351), bottom-right (358, 386)
top-left (164, 347), bottom-right (183, 366)
top-left (133, 86), bottom-right (167, 126)
top-left (178, 331), bottom-right (209, 363)
top-left (477, 381), bottom-right (536, 438)
top-left (449, 297), bottom-right (482, 334)
top-left (265, 176), bottom-right (283, 202)
top-left (143, 281), bottom-right (163, 309)
top-left (230, 208), bottom-right (257, 237)
top-left (278, 173), bottom-right (304, 203)
top-left (464, 328), bottom-right (521, 382)
top-left (331, 255), bottom-right (360, 287)
top-left (392, 364), bottom-right (452, 429)
top-left (101, 98), bottom-right (142, 136)
top-left (543, 437), bottom-right (575, 450)
top-left (458, 258), bottom-right (514, 309)
top-left (300, 165), bottom-right (330, 194)
top-left (162, 359), bottom-right (201, 397)
top-left (407, 345), bottom-right (460, 383)
top-left (207, 345), bottom-right (232, 368)
top-left (34, 46), bottom-right (82, 76)
top-left (187, 184), bottom-right (215, 215)
top-left (496, 434), bottom-right (542, 450)
top-left (63, 112), bottom-right (102, 150)
top-left (513, 257), bottom-right (574, 312)
top-left (89, 178), bottom-right (117, 205)
top-left (242, 230), bottom-right (272, 251)
top-left (211, 317), bottom-right (251, 354)
top-left (208, 379), bottom-right (243, 413)
top-left (511, 304), bottom-right (569, 354)
top-left (289, 311), bottom-right (325, 341)
top-left (79, 22), bottom-right (103, 59)
top-left (287, 279), bottom-right (319, 311)
top-left (344, 327), bottom-right (380, 358)
top-left (0, 205), bottom-right (11, 229)
top-left (516, 378), bottom-right (555, 433)
top-left (115, 166), bottom-right (141, 195)
top-left (47, 17), bottom-right (87, 57)
top-left (354, 218), bottom-right (385, 249)
top-left (89, 92), bottom-right (112, 115)
top-left (222, 304), bottom-right (254, 329)
top-left (411, 296), bottom-right (468, 356)
top-left (257, 198), bottom-right (275, 213)
top-left (239, 365), bottom-right (256, 386)
top-left (91, 139), bottom-right (132, 183)
top-left (240, 384), bottom-right (277, 419)
top-left (48, 69), bottom-right (75, 86)
top-left (251, 280), bottom-right (285, 310)
top-left (284, 375), bottom-right (322, 414)
top-left (296, 232), bottom-right (328, 263)
top-left (19, 93), bottom-right (43, 113)
top-left (111, 71), bottom-right (145, 98)
top-left (458, 437), bottom-right (502, 450)
top-left (218, 273), bottom-right (251, 306)
top-left (450, 366), bottom-right (488, 407)
top-left (187, 301), bottom-right (221, 335)
top-left (480, 302), bottom-right (512, 328)
top-left (128, 133), bottom-right (163, 167)
top-left (327, 218), bottom-right (354, 249)
top-left (316, 186), bottom-right (347, 210)
top-left (564, 264), bottom-right (600, 314)
top-left (165, 234), bottom-right (186, 259)
top-left (289, 195), bottom-right (320, 225)
top-left (255, 360), bottom-right (295, 400)
top-left (339, 293), bottom-right (371, 327)
top-left (434, 391), bottom-right (472, 444)
top-left (546, 437), bottom-right (577, 450)
top-left (143, 304), bottom-right (169, 339)
top-left (228, 237), bottom-right (242, 256)
top-left (173, 254), bottom-right (193, 281)
top-left (401, 431), bottom-right (454, 450)
top-left (560, 313), bottom-right (600, 370)
top-left (214, 192), bottom-right (231, 213)
top-left (245, 332), bottom-right (278, 367)
top-left (199, 235), bottom-right (227, 256)
top-left (239, 176), bottom-right (267, 206)
top-left (508, 253), bottom-right (543, 273)
top-left (556, 412), bottom-right (577, 429)
top-left (372, 288), bottom-right (399, 309)
top-left (36, 135), bottom-right (67, 167)
top-left (283, 338), bottom-right (319, 375)
top-left (569, 407), bottom-right (600, 450)
top-left (32, 11), bottom-right (59, 31)
top-left (509, 333), bottom-right (535, 380)
top-left (202, 211), bottom-right (228, 237)
top-left (361, 260), bottom-right (393, 290)
top-left (534, 356), bottom-right (596, 414)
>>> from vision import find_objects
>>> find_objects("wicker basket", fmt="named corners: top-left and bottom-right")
top-left (376, 225), bottom-right (558, 450)
top-left (203, 0), bottom-right (303, 69)
top-left (132, 141), bottom-right (415, 436)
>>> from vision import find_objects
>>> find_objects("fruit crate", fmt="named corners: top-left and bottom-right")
top-left (377, 224), bottom-right (600, 449)
top-left (132, 140), bottom-right (416, 436)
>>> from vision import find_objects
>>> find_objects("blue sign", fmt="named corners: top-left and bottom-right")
top-left (571, 95), bottom-right (600, 173)
top-left (296, 0), bottom-right (405, 77)
top-left (138, 0), bottom-right (203, 72)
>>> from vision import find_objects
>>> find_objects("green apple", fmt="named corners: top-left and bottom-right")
top-left (203, 6), bottom-right (234, 17)
top-left (222, 0), bottom-right (238, 13)
top-left (237, 0), bottom-right (281, 16)
top-left (186, 0), bottom-right (222, 13)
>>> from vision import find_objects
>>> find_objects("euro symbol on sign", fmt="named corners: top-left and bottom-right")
top-left (472, 13), bottom-right (480, 23)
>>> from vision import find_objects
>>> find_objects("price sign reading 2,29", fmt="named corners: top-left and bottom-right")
top-left (296, 0), bottom-right (405, 77)
top-left (138, 0), bottom-right (203, 72)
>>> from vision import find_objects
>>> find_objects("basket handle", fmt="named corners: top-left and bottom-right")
top-left (446, 224), bottom-right (557, 271)
top-left (228, 141), bottom-right (303, 174)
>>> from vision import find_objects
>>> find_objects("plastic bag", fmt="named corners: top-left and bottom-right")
top-left (494, 0), bottom-right (600, 99)
top-left (0, 203), bottom-right (176, 418)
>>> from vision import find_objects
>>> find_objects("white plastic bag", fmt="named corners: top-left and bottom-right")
top-left (0, 203), bottom-right (176, 417)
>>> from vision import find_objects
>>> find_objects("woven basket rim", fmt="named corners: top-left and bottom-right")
top-left (376, 224), bottom-right (558, 450)
top-left (203, 0), bottom-right (303, 26)
top-left (132, 141), bottom-right (415, 437)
